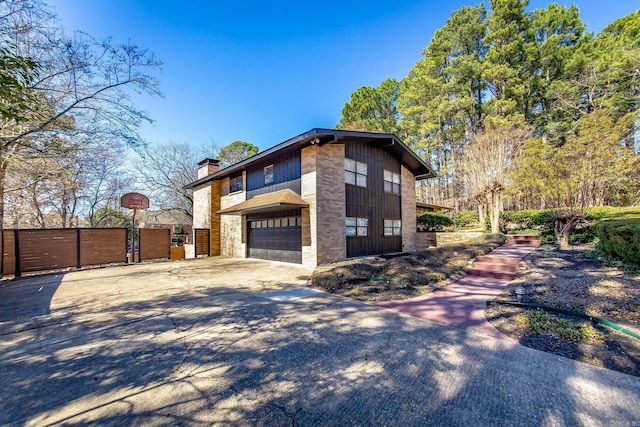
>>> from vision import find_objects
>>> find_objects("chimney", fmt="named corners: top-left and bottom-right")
top-left (198, 158), bottom-right (220, 178)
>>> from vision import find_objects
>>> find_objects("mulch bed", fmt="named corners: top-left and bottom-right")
top-left (312, 235), bottom-right (506, 301)
top-left (485, 244), bottom-right (640, 377)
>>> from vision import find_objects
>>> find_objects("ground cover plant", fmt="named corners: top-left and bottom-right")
top-left (486, 244), bottom-right (640, 377)
top-left (312, 234), bottom-right (506, 301)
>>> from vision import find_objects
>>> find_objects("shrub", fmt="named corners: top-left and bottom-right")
top-left (417, 212), bottom-right (453, 231)
top-left (587, 206), bottom-right (640, 221)
top-left (452, 210), bottom-right (479, 228)
top-left (499, 209), bottom-right (555, 242)
top-left (499, 207), bottom-right (640, 244)
top-left (595, 218), bottom-right (640, 266)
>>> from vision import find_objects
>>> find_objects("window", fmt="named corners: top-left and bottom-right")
top-left (345, 158), bottom-right (367, 187)
top-left (346, 217), bottom-right (368, 237)
top-left (230, 174), bottom-right (243, 193)
top-left (384, 170), bottom-right (401, 194)
top-left (264, 164), bottom-right (274, 185)
top-left (384, 219), bottom-right (402, 236)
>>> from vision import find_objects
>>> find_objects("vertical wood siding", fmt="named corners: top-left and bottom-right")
top-left (246, 149), bottom-right (302, 198)
top-left (345, 140), bottom-right (402, 257)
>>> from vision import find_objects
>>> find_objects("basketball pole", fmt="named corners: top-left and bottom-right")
top-left (132, 206), bottom-right (137, 263)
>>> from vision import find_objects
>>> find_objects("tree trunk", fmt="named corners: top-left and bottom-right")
top-left (0, 164), bottom-right (5, 229)
top-left (489, 190), bottom-right (502, 234)
top-left (554, 217), bottom-right (578, 249)
top-left (476, 193), bottom-right (488, 230)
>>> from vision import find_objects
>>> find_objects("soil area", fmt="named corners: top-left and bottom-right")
top-left (312, 235), bottom-right (506, 301)
top-left (486, 244), bottom-right (640, 377)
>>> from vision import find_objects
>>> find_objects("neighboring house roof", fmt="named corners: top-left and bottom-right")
top-left (416, 202), bottom-right (453, 212)
top-left (217, 189), bottom-right (309, 215)
top-left (185, 128), bottom-right (437, 189)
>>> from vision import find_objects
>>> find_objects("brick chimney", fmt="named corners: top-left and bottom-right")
top-left (198, 158), bottom-right (220, 178)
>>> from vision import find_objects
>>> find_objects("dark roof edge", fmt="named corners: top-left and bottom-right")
top-left (185, 128), bottom-right (436, 189)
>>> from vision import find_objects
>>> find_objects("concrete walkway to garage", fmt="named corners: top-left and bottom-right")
top-left (1, 256), bottom-right (640, 426)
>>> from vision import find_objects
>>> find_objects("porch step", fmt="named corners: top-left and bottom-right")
top-left (471, 262), bottom-right (518, 273)
top-left (506, 235), bottom-right (541, 246)
top-left (476, 255), bottom-right (521, 265)
top-left (467, 268), bottom-right (516, 281)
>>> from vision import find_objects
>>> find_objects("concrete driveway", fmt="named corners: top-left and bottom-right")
top-left (1, 257), bottom-right (639, 426)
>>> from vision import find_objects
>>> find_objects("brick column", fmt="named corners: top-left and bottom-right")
top-left (301, 143), bottom-right (346, 266)
top-left (401, 165), bottom-right (417, 253)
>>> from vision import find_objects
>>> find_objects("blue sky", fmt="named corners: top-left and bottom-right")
top-left (50, 0), bottom-right (639, 152)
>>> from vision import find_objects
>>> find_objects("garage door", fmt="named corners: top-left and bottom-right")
top-left (248, 215), bottom-right (302, 263)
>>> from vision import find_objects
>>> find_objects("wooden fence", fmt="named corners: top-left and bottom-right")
top-left (1, 227), bottom-right (173, 277)
top-left (139, 228), bottom-right (171, 261)
top-left (194, 228), bottom-right (210, 256)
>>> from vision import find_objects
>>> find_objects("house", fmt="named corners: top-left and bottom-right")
top-left (185, 128), bottom-right (436, 267)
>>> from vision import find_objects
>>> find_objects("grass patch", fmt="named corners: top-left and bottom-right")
top-left (348, 288), bottom-right (365, 297)
top-left (515, 309), bottom-right (605, 342)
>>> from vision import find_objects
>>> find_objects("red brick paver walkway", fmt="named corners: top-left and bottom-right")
top-left (372, 236), bottom-right (540, 341)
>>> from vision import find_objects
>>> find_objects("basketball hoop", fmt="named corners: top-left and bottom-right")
top-left (120, 192), bottom-right (150, 265)
top-left (120, 192), bottom-right (150, 210)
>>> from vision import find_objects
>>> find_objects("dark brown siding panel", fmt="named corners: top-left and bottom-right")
top-left (345, 140), bottom-right (402, 257)
top-left (2, 231), bottom-right (15, 276)
top-left (139, 228), bottom-right (170, 260)
top-left (80, 228), bottom-right (127, 266)
top-left (246, 149), bottom-right (301, 197)
top-left (18, 229), bottom-right (77, 273)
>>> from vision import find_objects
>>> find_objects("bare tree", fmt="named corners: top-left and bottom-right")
top-left (136, 142), bottom-right (217, 221)
top-left (461, 118), bottom-right (531, 234)
top-left (512, 110), bottom-right (638, 248)
top-left (0, 0), bottom-right (161, 227)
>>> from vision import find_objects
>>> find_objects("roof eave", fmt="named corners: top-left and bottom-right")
top-left (184, 128), bottom-right (437, 189)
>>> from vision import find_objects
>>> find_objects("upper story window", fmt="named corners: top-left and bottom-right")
top-left (264, 164), bottom-right (274, 185)
top-left (345, 158), bottom-right (367, 187)
top-left (384, 170), bottom-right (401, 194)
top-left (230, 174), bottom-right (243, 193)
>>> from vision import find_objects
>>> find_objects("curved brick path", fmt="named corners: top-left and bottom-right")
top-left (372, 236), bottom-right (540, 340)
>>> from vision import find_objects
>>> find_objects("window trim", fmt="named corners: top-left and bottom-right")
top-left (264, 164), bottom-right (274, 185)
top-left (384, 219), bottom-right (402, 236)
top-left (346, 216), bottom-right (368, 237)
top-left (229, 173), bottom-right (243, 193)
top-left (383, 169), bottom-right (401, 195)
top-left (345, 158), bottom-right (368, 188)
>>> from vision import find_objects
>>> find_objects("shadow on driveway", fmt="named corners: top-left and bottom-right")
top-left (1, 257), bottom-right (639, 425)
top-left (0, 274), bottom-right (64, 322)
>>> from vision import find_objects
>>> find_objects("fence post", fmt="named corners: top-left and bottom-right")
top-left (125, 228), bottom-right (129, 264)
top-left (167, 228), bottom-right (170, 259)
top-left (1, 230), bottom-right (3, 278)
top-left (14, 229), bottom-right (20, 277)
top-left (76, 228), bottom-right (81, 269)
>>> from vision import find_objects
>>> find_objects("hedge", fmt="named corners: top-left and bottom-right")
top-left (595, 218), bottom-right (640, 266)
top-left (499, 207), bottom-right (640, 244)
top-left (417, 212), bottom-right (453, 231)
top-left (452, 210), bottom-right (479, 228)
